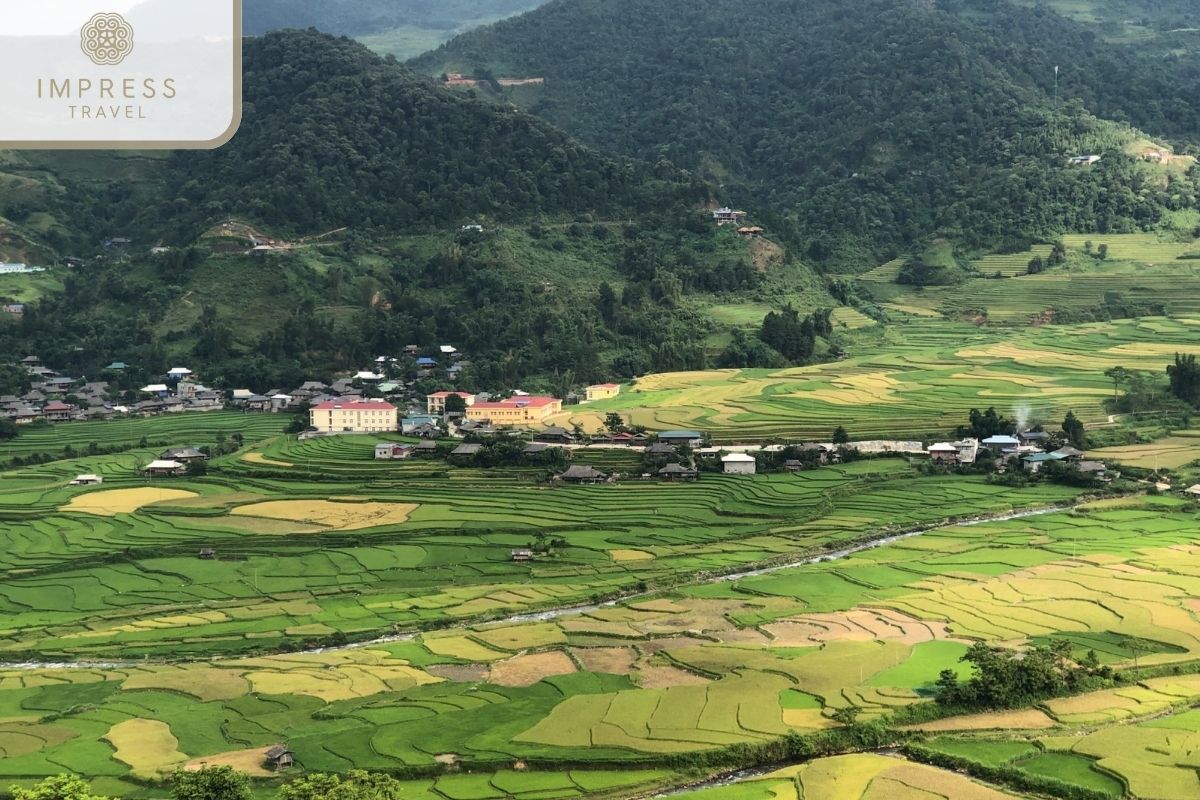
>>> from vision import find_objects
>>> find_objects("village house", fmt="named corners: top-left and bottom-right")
top-left (658, 430), bottom-right (705, 448)
top-left (658, 463), bottom-right (699, 482)
top-left (982, 435), bottom-right (1020, 454)
top-left (309, 399), bottom-right (398, 434)
top-left (1022, 452), bottom-right (1065, 474)
top-left (952, 439), bottom-right (980, 464)
top-left (265, 745), bottom-right (294, 772)
top-left (70, 474), bottom-right (103, 486)
top-left (595, 431), bottom-right (648, 446)
top-left (413, 440), bottom-right (440, 457)
top-left (1068, 155), bottom-right (1102, 166)
top-left (374, 443), bottom-right (412, 460)
top-left (799, 442), bottom-right (838, 464)
top-left (558, 465), bottom-right (609, 484)
top-left (712, 207), bottom-right (747, 225)
top-left (926, 442), bottom-right (960, 464)
top-left (585, 383), bottom-right (621, 402)
top-left (722, 453), bottom-right (758, 475)
top-left (427, 391), bottom-right (475, 415)
top-left (410, 423), bottom-right (442, 439)
top-left (402, 415), bottom-right (440, 434)
top-left (1, 303), bottom-right (25, 315)
top-left (645, 442), bottom-right (677, 457)
top-left (198, 548), bottom-right (217, 560)
top-left (450, 443), bottom-right (483, 461)
top-left (465, 396), bottom-right (563, 426)
top-left (534, 426), bottom-right (577, 445)
top-left (511, 549), bottom-right (534, 562)
top-left (1018, 430), bottom-right (1052, 447)
top-left (144, 459), bottom-right (186, 478)
top-left (41, 401), bottom-right (73, 422)
top-left (161, 447), bottom-right (208, 464)
top-left (166, 367), bottom-right (194, 381)
top-left (737, 226), bottom-right (765, 238)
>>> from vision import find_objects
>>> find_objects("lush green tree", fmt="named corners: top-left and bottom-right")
top-left (11, 776), bottom-right (110, 800)
top-left (959, 407), bottom-right (1016, 439)
top-left (1167, 353), bottom-right (1200, 407)
top-left (170, 767), bottom-right (252, 800)
top-left (604, 412), bottom-right (625, 432)
top-left (1104, 366), bottom-right (1129, 400)
top-left (936, 639), bottom-right (1104, 710)
top-left (0, 417), bottom-right (17, 442)
top-left (278, 771), bottom-right (410, 800)
top-left (1061, 411), bottom-right (1086, 448)
top-left (443, 394), bottom-right (468, 415)
top-left (832, 426), bottom-right (850, 445)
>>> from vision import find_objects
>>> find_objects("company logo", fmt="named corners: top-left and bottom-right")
top-left (80, 12), bottom-right (134, 66)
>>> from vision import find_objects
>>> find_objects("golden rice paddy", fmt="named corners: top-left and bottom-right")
top-left (183, 747), bottom-right (275, 777)
top-left (104, 719), bottom-right (187, 778)
top-left (611, 549), bottom-right (655, 562)
top-left (241, 452), bottom-right (294, 467)
top-left (488, 651), bottom-right (578, 687)
top-left (63, 488), bottom-right (198, 516)
top-left (229, 499), bottom-right (417, 530)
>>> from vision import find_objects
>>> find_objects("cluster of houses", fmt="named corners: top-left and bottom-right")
top-left (925, 431), bottom-right (1108, 479)
top-left (4, 356), bottom-right (123, 424)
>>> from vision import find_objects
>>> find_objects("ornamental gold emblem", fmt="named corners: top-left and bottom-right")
top-left (81, 12), bottom-right (134, 66)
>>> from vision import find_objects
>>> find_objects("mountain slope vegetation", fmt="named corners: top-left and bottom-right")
top-left (2, 31), bottom-right (823, 389)
top-left (153, 30), bottom-right (705, 238)
top-left (415, 0), bottom-right (1200, 267)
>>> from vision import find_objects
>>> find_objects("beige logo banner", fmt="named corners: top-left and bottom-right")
top-left (1, 1), bottom-right (242, 149)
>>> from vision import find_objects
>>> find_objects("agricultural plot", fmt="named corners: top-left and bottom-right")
top-left (0, 412), bottom-right (286, 462)
top-left (873, 234), bottom-right (1200, 324)
top-left (4, 501), bottom-right (1200, 795)
top-left (666, 754), bottom-right (1022, 799)
top-left (1089, 431), bottom-right (1200, 469)
top-left (551, 316), bottom-right (1189, 439)
top-left (0, 452), bottom-right (1084, 658)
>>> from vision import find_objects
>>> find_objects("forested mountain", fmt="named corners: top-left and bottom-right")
top-left (0, 31), bottom-right (788, 389)
top-left (415, 0), bottom-right (1200, 267)
top-left (81, 30), bottom-right (705, 240)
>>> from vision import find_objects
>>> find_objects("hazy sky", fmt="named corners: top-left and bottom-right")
top-left (6, 0), bottom-right (148, 35)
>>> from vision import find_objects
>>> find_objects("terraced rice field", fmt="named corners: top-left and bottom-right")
top-left (0, 412), bottom-right (286, 462)
top-left (552, 316), bottom-right (1192, 439)
top-left (972, 245), bottom-right (1054, 277)
top-left (0, 447), bottom-right (1084, 659)
top-left (3, 495), bottom-right (1199, 796)
top-left (873, 234), bottom-right (1200, 323)
top-left (674, 755), bottom-right (1023, 799)
top-left (1089, 431), bottom-right (1200, 469)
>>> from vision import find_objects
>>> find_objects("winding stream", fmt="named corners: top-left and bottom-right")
top-left (0, 504), bottom-right (1068, 671)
